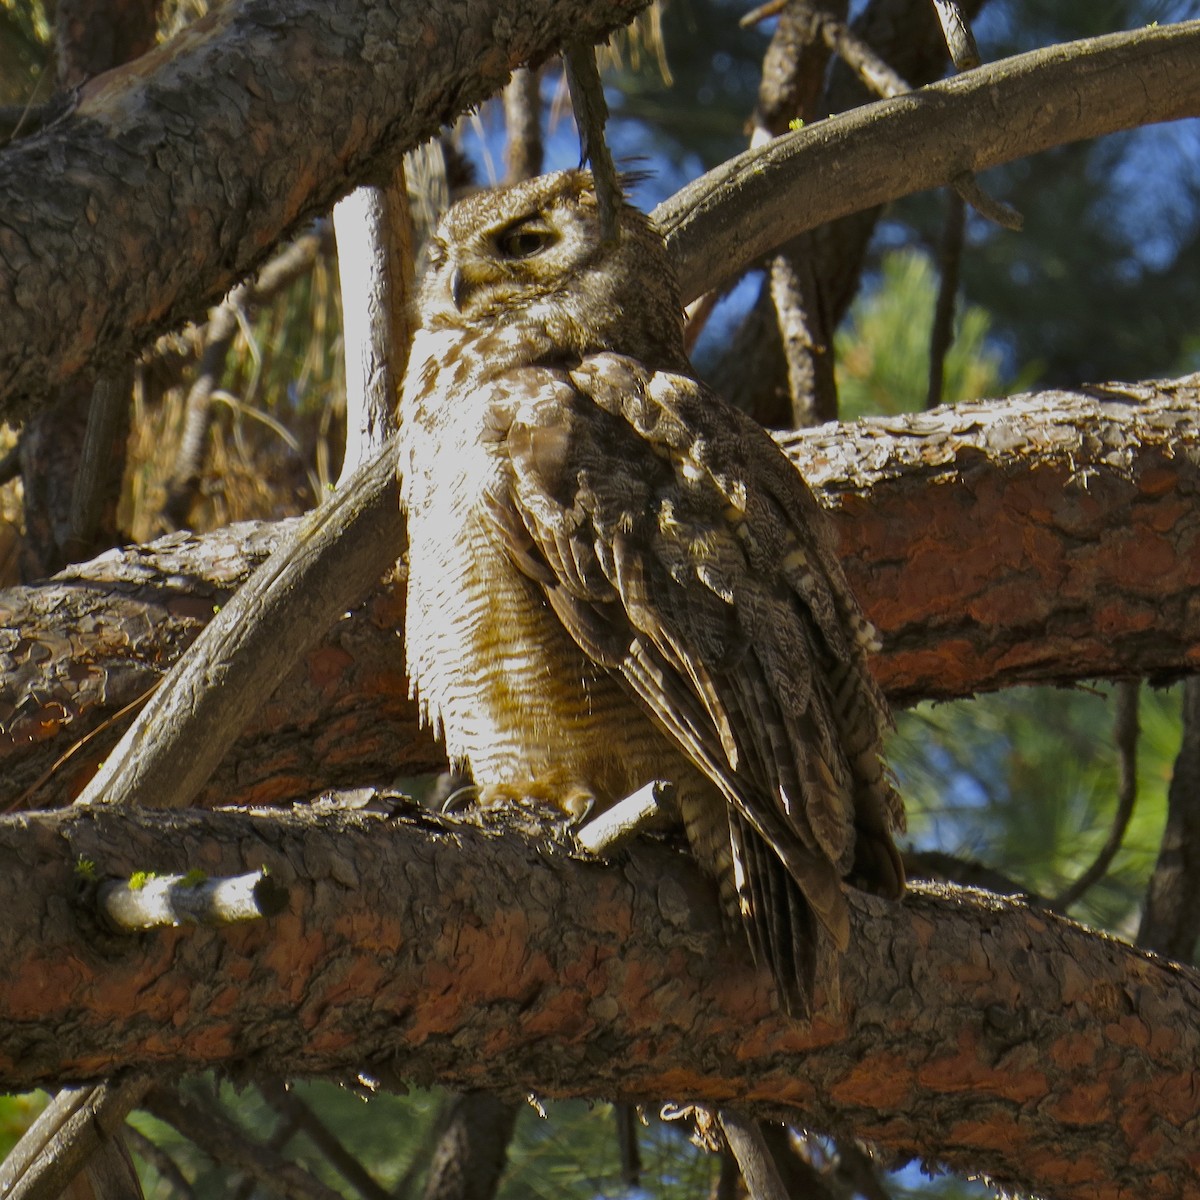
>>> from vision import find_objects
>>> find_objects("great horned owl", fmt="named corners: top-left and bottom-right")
top-left (397, 169), bottom-right (904, 1017)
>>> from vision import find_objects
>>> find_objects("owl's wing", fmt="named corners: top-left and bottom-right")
top-left (493, 353), bottom-right (902, 989)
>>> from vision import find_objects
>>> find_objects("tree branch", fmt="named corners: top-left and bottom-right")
top-left (142, 1085), bottom-right (344, 1200)
top-left (708, 0), bottom-right (989, 426)
top-left (0, 802), bottom-right (1196, 1200)
top-left (2, 10), bottom-right (1198, 415)
top-left (1139, 677), bottom-right (1200, 960)
top-left (256, 1079), bottom-right (394, 1200)
top-left (72, 438), bottom-right (403, 812)
top-left (0, 0), bottom-right (654, 417)
top-left (0, 1077), bottom-right (150, 1200)
top-left (657, 20), bottom-right (1200, 303)
top-left (786, 376), bottom-right (1200, 704)
top-left (3, 377), bottom-right (1198, 809)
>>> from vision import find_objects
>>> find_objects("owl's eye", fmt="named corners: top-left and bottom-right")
top-left (494, 219), bottom-right (558, 260)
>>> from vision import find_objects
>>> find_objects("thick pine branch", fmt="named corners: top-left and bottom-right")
top-left (2, 378), bottom-right (1197, 809)
top-left (0, 0), bottom-right (654, 417)
top-left (783, 376), bottom-right (1200, 704)
top-left (1, 8), bottom-right (1198, 415)
top-left (0, 802), bottom-right (1196, 1200)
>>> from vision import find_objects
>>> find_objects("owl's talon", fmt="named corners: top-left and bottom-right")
top-left (441, 784), bottom-right (480, 815)
top-left (568, 794), bottom-right (595, 826)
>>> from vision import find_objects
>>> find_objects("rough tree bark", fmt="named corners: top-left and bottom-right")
top-left (0, 0), bottom-right (655, 416)
top-left (0, 803), bottom-right (1196, 1200)
top-left (15, 0), bottom-right (155, 585)
top-left (0, 12), bottom-right (1197, 414)
top-left (3, 379), bottom-right (1197, 809)
top-left (3, 6), bottom-right (1199, 1196)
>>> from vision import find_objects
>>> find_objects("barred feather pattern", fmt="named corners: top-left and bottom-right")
top-left (397, 170), bottom-right (904, 1017)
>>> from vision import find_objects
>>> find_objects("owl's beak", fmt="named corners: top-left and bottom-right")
top-left (448, 258), bottom-right (502, 312)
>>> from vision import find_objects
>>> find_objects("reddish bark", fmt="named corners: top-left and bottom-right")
top-left (0, 803), bottom-right (1196, 1200)
top-left (2, 381), bottom-right (1198, 809)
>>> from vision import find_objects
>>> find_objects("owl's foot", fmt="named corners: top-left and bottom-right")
top-left (446, 777), bottom-right (676, 849)
top-left (440, 782), bottom-right (480, 814)
top-left (575, 779), bottom-right (676, 855)
top-left (469, 779), bottom-right (596, 824)
top-left (439, 780), bottom-right (589, 842)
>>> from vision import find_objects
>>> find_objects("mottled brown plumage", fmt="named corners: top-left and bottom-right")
top-left (398, 169), bottom-right (904, 1016)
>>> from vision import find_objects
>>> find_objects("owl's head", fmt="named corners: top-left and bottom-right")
top-left (417, 170), bottom-right (687, 368)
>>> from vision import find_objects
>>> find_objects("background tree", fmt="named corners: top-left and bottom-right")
top-left (1, 0), bottom-right (1199, 1198)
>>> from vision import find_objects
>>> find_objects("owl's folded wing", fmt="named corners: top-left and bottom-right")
top-left (493, 354), bottom-right (903, 964)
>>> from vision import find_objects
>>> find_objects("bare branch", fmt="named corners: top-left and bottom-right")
top-left (257, 1080), bottom-right (393, 1200)
top-left (144, 1086), bottom-right (345, 1200)
top-left (658, 21), bottom-right (1200, 302)
top-left (708, 0), bottom-right (989, 425)
top-left (737, 1), bottom-right (849, 428)
top-left (4, 378), bottom-right (1200, 810)
top-left (97, 867), bottom-right (288, 931)
top-left (504, 68), bottom-right (544, 183)
top-left (0, 1078), bottom-right (150, 1200)
top-left (1138, 678), bottom-right (1200, 960)
top-left (334, 165), bottom-right (413, 486)
top-left (1, 803), bottom-right (1197, 1200)
top-left (927, 189), bottom-right (964, 409)
top-left (419, 1092), bottom-right (519, 1200)
top-left (124, 1123), bottom-right (195, 1199)
top-left (1052, 680), bottom-right (1140, 912)
top-left (71, 439), bottom-right (402, 811)
top-left (564, 43), bottom-right (621, 243)
top-left (66, 367), bottom-right (133, 564)
top-left (3, 16), bottom-right (1198, 413)
top-left (930, 0), bottom-right (981, 70)
top-left (717, 1111), bottom-right (791, 1200)
top-left (0, 0), bottom-right (654, 417)
top-left (951, 168), bottom-right (1023, 229)
top-left (820, 14), bottom-right (909, 99)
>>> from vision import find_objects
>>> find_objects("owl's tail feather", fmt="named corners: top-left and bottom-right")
top-left (728, 812), bottom-right (839, 1021)
top-left (680, 790), bottom-right (840, 1019)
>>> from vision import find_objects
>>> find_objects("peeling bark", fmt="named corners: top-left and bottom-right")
top-left (0, 802), bottom-right (1197, 1200)
top-left (3, 380), bottom-right (1198, 809)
